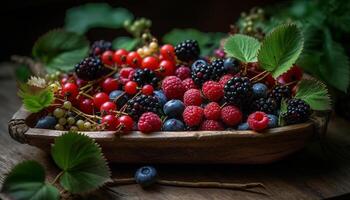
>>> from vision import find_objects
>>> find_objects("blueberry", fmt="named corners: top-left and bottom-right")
top-left (163, 100), bottom-right (185, 118)
top-left (224, 57), bottom-right (240, 73)
top-left (35, 116), bottom-right (57, 129)
top-left (237, 122), bottom-right (250, 130)
top-left (252, 83), bottom-right (268, 98)
top-left (154, 90), bottom-right (167, 106)
top-left (163, 119), bottom-right (185, 131)
top-left (135, 166), bottom-right (158, 187)
top-left (109, 90), bottom-right (128, 108)
top-left (191, 59), bottom-right (208, 71)
top-left (267, 114), bottom-right (278, 128)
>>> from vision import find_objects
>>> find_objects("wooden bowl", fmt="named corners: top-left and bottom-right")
top-left (8, 106), bottom-right (330, 164)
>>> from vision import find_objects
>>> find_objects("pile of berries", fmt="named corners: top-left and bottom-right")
top-left (36, 38), bottom-right (311, 133)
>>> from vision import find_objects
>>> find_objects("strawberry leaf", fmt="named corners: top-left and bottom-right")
top-left (258, 24), bottom-right (304, 78)
top-left (1, 161), bottom-right (59, 200)
top-left (112, 37), bottom-right (140, 51)
top-left (224, 34), bottom-right (261, 63)
top-left (18, 83), bottom-right (54, 113)
top-left (51, 131), bottom-right (110, 194)
top-left (295, 79), bottom-right (331, 110)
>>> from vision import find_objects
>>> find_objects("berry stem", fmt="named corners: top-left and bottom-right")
top-left (79, 92), bottom-right (93, 99)
top-left (51, 171), bottom-right (63, 185)
top-left (252, 72), bottom-right (270, 83)
top-left (250, 71), bottom-right (268, 82)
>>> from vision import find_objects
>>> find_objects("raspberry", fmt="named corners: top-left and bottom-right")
top-left (138, 112), bottom-right (162, 133)
top-left (182, 78), bottom-right (197, 91)
top-left (219, 74), bottom-right (233, 86)
top-left (202, 81), bottom-right (224, 102)
top-left (183, 106), bottom-right (204, 127)
top-left (200, 120), bottom-right (224, 131)
top-left (183, 89), bottom-right (202, 106)
top-left (175, 40), bottom-right (200, 62)
top-left (220, 105), bottom-right (242, 126)
top-left (162, 76), bottom-right (185, 100)
top-left (247, 111), bottom-right (269, 131)
top-left (175, 66), bottom-right (191, 80)
top-left (204, 102), bottom-right (221, 120)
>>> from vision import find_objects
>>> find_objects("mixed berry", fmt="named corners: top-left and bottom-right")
top-left (34, 36), bottom-right (311, 134)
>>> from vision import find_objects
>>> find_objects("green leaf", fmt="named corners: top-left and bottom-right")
top-left (163, 28), bottom-right (224, 56)
top-left (295, 79), bottom-right (331, 110)
top-left (65, 3), bottom-right (133, 34)
top-left (258, 24), bottom-right (304, 78)
top-left (1, 161), bottom-right (59, 200)
top-left (15, 65), bottom-right (32, 82)
top-left (32, 29), bottom-right (89, 72)
top-left (112, 37), bottom-right (140, 51)
top-left (18, 85), bottom-right (54, 113)
top-left (224, 34), bottom-right (260, 63)
top-left (51, 131), bottom-right (110, 194)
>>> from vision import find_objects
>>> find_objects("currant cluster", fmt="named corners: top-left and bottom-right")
top-left (36, 35), bottom-right (311, 134)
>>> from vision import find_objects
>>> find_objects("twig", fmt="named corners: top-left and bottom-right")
top-left (51, 171), bottom-right (63, 185)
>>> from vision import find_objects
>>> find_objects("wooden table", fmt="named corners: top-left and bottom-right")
top-left (1, 63), bottom-right (350, 200)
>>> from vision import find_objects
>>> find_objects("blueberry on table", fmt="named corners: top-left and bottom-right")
top-left (252, 83), bottom-right (268, 98)
top-left (237, 122), bottom-right (250, 130)
top-left (35, 116), bottom-right (57, 129)
top-left (135, 166), bottom-right (158, 187)
top-left (163, 119), bottom-right (185, 131)
top-left (154, 90), bottom-right (167, 106)
top-left (267, 114), bottom-right (279, 128)
top-left (163, 99), bottom-right (185, 118)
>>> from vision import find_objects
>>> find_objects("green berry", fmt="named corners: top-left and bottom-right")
top-left (84, 122), bottom-right (92, 130)
top-left (76, 120), bottom-right (85, 130)
top-left (67, 117), bottom-right (75, 125)
top-left (55, 124), bottom-right (64, 130)
top-left (58, 118), bottom-right (67, 125)
top-left (53, 108), bottom-right (65, 118)
top-left (63, 101), bottom-right (72, 110)
top-left (70, 126), bottom-right (78, 131)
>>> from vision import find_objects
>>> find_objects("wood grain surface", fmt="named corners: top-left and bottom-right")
top-left (1, 63), bottom-right (350, 200)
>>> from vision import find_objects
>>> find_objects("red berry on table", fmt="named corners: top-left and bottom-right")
top-left (221, 105), bottom-right (242, 126)
top-left (141, 56), bottom-right (159, 71)
top-left (200, 120), bottom-right (224, 131)
top-left (61, 82), bottom-right (79, 98)
top-left (117, 115), bottom-right (134, 132)
top-left (183, 89), bottom-right (202, 106)
top-left (102, 114), bottom-right (119, 131)
top-left (101, 50), bottom-right (114, 66)
top-left (183, 106), bottom-right (204, 127)
top-left (142, 84), bottom-right (154, 95)
top-left (138, 112), bottom-right (162, 133)
top-left (158, 60), bottom-right (175, 77)
top-left (182, 78), bottom-right (198, 91)
top-left (175, 66), bottom-right (191, 80)
top-left (113, 49), bottom-right (129, 66)
top-left (102, 78), bottom-right (119, 93)
top-left (100, 101), bottom-right (117, 115)
top-left (204, 102), bottom-right (221, 120)
top-left (219, 74), bottom-right (233, 86)
top-left (162, 76), bottom-right (185, 100)
top-left (202, 81), bottom-right (224, 102)
top-left (160, 44), bottom-right (175, 60)
top-left (247, 111), bottom-right (269, 131)
top-left (93, 92), bottom-right (110, 109)
top-left (126, 51), bottom-right (142, 68)
top-left (79, 98), bottom-right (94, 114)
top-left (124, 81), bottom-right (138, 95)
top-left (119, 67), bottom-right (135, 84)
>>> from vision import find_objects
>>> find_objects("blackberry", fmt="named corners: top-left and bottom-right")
top-left (75, 57), bottom-right (109, 81)
top-left (270, 85), bottom-right (291, 105)
top-left (251, 97), bottom-right (277, 114)
top-left (89, 40), bottom-right (112, 56)
top-left (125, 94), bottom-right (161, 119)
top-left (133, 69), bottom-right (159, 88)
top-left (175, 40), bottom-right (200, 62)
top-left (191, 59), bottom-right (226, 86)
top-left (224, 77), bottom-right (253, 106)
top-left (283, 98), bottom-right (311, 125)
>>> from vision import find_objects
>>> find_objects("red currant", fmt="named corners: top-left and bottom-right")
top-left (79, 98), bottom-right (94, 114)
top-left (142, 84), bottom-right (154, 95)
top-left (160, 44), bottom-right (175, 60)
top-left (93, 92), bottom-right (110, 109)
top-left (61, 76), bottom-right (69, 85)
top-left (61, 82), bottom-right (79, 98)
top-left (158, 60), bottom-right (175, 77)
top-left (100, 101), bottom-right (117, 115)
top-left (117, 115), bottom-right (134, 132)
top-left (102, 78), bottom-right (119, 93)
top-left (141, 56), bottom-right (159, 71)
top-left (101, 50), bottom-right (114, 66)
top-left (113, 49), bottom-right (128, 66)
top-left (102, 115), bottom-right (119, 131)
top-left (124, 81), bottom-right (138, 95)
top-left (126, 51), bottom-right (142, 68)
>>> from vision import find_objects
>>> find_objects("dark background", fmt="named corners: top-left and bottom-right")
top-left (0, 0), bottom-right (279, 62)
